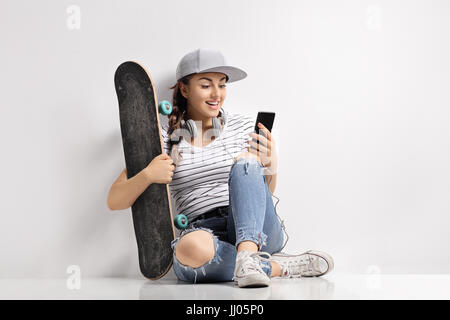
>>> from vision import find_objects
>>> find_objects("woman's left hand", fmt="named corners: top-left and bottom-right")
top-left (247, 122), bottom-right (278, 174)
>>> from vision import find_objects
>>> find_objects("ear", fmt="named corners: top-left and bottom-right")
top-left (180, 82), bottom-right (189, 99)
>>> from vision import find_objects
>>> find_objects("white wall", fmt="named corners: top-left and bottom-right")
top-left (0, 0), bottom-right (449, 278)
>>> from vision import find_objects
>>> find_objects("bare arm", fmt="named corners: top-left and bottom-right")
top-left (106, 168), bottom-right (153, 211)
top-left (106, 153), bottom-right (175, 211)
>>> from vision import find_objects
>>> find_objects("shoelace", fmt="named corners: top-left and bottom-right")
top-left (283, 254), bottom-right (320, 277)
top-left (236, 251), bottom-right (272, 276)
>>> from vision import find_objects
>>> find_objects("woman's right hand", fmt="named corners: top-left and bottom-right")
top-left (146, 153), bottom-right (175, 184)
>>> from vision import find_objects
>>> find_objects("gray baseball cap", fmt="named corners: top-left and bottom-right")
top-left (175, 48), bottom-right (247, 83)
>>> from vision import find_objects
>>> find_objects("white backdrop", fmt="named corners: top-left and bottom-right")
top-left (0, 0), bottom-right (449, 278)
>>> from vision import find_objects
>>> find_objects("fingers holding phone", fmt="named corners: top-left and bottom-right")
top-left (247, 112), bottom-right (278, 173)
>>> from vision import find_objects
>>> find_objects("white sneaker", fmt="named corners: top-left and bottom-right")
top-left (233, 251), bottom-right (271, 288)
top-left (271, 250), bottom-right (334, 278)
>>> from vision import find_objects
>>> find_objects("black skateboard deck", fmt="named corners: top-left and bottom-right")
top-left (114, 61), bottom-right (175, 280)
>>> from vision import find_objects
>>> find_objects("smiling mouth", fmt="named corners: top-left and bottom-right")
top-left (206, 101), bottom-right (220, 110)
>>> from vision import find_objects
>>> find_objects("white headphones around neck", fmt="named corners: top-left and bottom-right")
top-left (173, 108), bottom-right (227, 142)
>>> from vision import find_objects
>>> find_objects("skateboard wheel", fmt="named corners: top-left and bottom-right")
top-left (174, 214), bottom-right (188, 229)
top-left (158, 100), bottom-right (172, 115)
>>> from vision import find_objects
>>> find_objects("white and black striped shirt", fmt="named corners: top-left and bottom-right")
top-left (161, 110), bottom-right (255, 221)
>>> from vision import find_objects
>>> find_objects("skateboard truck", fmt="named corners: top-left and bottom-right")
top-left (158, 99), bottom-right (187, 230)
top-left (174, 214), bottom-right (188, 230)
top-left (158, 100), bottom-right (185, 230)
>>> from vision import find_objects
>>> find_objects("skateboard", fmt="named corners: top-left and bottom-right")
top-left (114, 61), bottom-right (186, 279)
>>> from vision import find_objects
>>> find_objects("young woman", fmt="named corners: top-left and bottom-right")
top-left (107, 48), bottom-right (334, 288)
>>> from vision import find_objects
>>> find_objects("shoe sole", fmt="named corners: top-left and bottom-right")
top-left (235, 273), bottom-right (271, 288)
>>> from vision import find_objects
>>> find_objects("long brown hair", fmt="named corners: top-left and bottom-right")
top-left (167, 74), bottom-right (194, 139)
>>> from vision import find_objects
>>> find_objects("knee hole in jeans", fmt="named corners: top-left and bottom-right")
top-left (175, 230), bottom-right (215, 268)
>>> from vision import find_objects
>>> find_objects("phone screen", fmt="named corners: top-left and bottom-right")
top-left (254, 112), bottom-right (275, 144)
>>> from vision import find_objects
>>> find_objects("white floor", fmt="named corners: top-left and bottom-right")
top-left (1, 274), bottom-right (450, 300)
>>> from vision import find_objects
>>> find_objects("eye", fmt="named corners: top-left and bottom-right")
top-left (201, 84), bottom-right (227, 89)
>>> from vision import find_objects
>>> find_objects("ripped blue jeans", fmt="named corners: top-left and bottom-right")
top-left (170, 157), bottom-right (284, 283)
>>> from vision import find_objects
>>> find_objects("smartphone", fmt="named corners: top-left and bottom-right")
top-left (254, 112), bottom-right (275, 144)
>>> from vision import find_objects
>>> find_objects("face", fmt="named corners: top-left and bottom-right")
top-left (180, 72), bottom-right (227, 123)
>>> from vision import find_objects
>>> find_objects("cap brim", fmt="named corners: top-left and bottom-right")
top-left (199, 66), bottom-right (247, 83)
